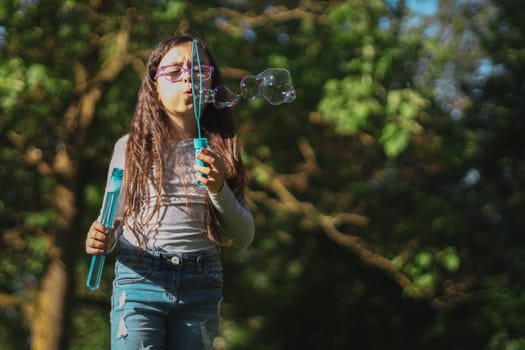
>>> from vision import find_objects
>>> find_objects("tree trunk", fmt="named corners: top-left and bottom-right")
top-left (30, 164), bottom-right (78, 349)
top-left (27, 16), bottom-right (132, 348)
top-left (31, 258), bottom-right (68, 350)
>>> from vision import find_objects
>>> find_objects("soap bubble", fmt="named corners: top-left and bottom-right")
top-left (241, 68), bottom-right (296, 105)
top-left (196, 68), bottom-right (296, 109)
top-left (212, 85), bottom-right (241, 108)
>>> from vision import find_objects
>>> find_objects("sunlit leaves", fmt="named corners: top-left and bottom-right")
top-left (319, 76), bottom-right (382, 134)
top-left (318, 0), bottom-right (429, 158)
top-left (26, 63), bottom-right (72, 95)
top-left (26, 235), bottom-right (49, 275)
top-left (381, 89), bottom-right (426, 157)
top-left (395, 247), bottom-right (461, 295)
top-left (0, 58), bottom-right (25, 115)
top-left (24, 209), bottom-right (55, 229)
top-left (436, 247), bottom-right (460, 273)
top-left (152, 1), bottom-right (185, 22)
top-left (251, 164), bottom-right (272, 186)
top-left (319, 80), bottom-right (427, 157)
top-left (26, 63), bottom-right (48, 88)
top-left (328, 0), bottom-right (386, 43)
top-left (380, 123), bottom-right (411, 157)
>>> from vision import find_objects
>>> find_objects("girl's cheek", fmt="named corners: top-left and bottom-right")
top-left (159, 87), bottom-right (182, 103)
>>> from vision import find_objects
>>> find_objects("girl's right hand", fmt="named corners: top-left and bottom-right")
top-left (85, 221), bottom-right (112, 255)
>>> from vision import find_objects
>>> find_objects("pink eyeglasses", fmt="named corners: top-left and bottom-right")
top-left (154, 64), bottom-right (214, 83)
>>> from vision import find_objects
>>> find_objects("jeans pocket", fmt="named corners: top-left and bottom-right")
top-left (114, 260), bottom-right (152, 286)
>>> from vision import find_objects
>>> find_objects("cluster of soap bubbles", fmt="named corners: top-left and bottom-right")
top-left (197, 68), bottom-right (296, 109)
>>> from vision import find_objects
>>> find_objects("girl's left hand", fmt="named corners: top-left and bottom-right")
top-left (194, 148), bottom-right (225, 194)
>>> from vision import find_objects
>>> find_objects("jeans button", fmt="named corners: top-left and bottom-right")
top-left (170, 256), bottom-right (181, 265)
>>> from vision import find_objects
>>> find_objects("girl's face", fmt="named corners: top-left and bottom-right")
top-left (155, 42), bottom-right (213, 133)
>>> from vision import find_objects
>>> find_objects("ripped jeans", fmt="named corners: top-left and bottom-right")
top-left (110, 247), bottom-right (223, 350)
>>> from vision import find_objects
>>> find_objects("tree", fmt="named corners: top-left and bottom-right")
top-left (2, 0), bottom-right (524, 349)
top-left (205, 0), bottom-right (525, 348)
top-left (454, 0), bottom-right (525, 346)
top-left (0, 1), bottom-right (171, 348)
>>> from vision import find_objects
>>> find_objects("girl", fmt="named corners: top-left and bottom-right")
top-left (85, 33), bottom-right (254, 350)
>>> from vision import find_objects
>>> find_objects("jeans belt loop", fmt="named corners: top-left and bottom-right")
top-left (152, 250), bottom-right (162, 271)
top-left (196, 256), bottom-right (203, 273)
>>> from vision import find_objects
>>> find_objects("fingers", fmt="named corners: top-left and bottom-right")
top-left (196, 148), bottom-right (220, 169)
top-left (85, 221), bottom-right (112, 255)
top-left (91, 221), bottom-right (108, 235)
top-left (195, 148), bottom-right (225, 194)
top-left (194, 166), bottom-right (224, 193)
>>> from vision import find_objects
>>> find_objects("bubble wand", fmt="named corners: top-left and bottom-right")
top-left (86, 167), bottom-right (124, 290)
top-left (191, 40), bottom-right (208, 188)
top-left (190, 40), bottom-right (296, 187)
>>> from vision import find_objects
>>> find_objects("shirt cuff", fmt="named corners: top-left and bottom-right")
top-left (209, 181), bottom-right (235, 212)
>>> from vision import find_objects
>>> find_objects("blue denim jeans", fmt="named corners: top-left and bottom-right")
top-left (110, 247), bottom-right (223, 350)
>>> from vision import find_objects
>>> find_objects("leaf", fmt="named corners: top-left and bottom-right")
top-left (26, 64), bottom-right (48, 89)
top-left (436, 247), bottom-right (461, 272)
top-left (24, 209), bottom-right (55, 229)
top-left (414, 273), bottom-right (436, 290)
top-left (0, 59), bottom-right (26, 114)
top-left (380, 123), bottom-right (411, 158)
top-left (252, 165), bottom-right (271, 186)
top-left (415, 251), bottom-right (433, 269)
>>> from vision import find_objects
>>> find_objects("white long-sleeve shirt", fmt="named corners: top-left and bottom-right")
top-left (101, 135), bottom-right (254, 252)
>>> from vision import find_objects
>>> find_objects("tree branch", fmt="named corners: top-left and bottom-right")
top-left (250, 158), bottom-right (423, 297)
top-left (248, 140), bottom-right (478, 308)
top-left (201, 6), bottom-right (328, 37)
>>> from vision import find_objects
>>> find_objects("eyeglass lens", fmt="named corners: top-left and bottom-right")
top-left (158, 65), bottom-right (213, 82)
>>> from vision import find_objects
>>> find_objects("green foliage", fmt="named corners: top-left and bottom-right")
top-left (0, 306), bottom-right (29, 350)
top-left (24, 209), bottom-right (55, 229)
top-left (1, 0), bottom-right (525, 349)
top-left (436, 247), bottom-right (460, 272)
top-left (0, 58), bottom-right (25, 114)
top-left (70, 307), bottom-right (110, 350)
top-left (319, 76), bottom-right (383, 133)
top-left (318, 0), bottom-right (428, 158)
top-left (381, 89), bottom-right (426, 157)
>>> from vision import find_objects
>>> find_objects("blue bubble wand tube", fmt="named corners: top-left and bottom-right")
top-left (86, 167), bottom-right (124, 290)
top-left (191, 40), bottom-right (208, 188)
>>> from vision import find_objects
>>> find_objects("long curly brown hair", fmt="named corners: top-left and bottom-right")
top-left (122, 32), bottom-right (245, 248)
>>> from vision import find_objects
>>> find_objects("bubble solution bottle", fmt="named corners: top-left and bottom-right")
top-left (86, 167), bottom-right (123, 290)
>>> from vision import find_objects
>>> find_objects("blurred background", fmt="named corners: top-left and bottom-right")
top-left (1, 0), bottom-right (524, 349)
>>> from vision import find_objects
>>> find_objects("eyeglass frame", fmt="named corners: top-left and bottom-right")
top-left (154, 64), bottom-right (215, 83)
